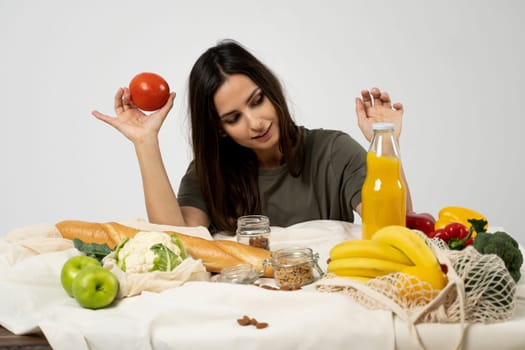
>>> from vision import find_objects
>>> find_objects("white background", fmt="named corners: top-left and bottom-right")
top-left (1, 1), bottom-right (523, 243)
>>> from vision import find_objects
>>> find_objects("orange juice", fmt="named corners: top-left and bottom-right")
top-left (361, 151), bottom-right (406, 239)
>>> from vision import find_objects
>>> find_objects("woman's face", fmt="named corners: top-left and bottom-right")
top-left (214, 74), bottom-right (281, 160)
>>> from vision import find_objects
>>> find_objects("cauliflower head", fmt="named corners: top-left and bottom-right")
top-left (115, 231), bottom-right (187, 273)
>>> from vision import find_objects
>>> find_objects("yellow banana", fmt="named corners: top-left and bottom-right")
top-left (342, 275), bottom-right (372, 283)
top-left (329, 267), bottom-right (389, 278)
top-left (327, 257), bottom-right (411, 277)
top-left (371, 225), bottom-right (439, 267)
top-left (401, 265), bottom-right (448, 290)
top-left (329, 239), bottom-right (413, 265)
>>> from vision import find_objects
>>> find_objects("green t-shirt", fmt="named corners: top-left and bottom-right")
top-left (177, 127), bottom-right (367, 227)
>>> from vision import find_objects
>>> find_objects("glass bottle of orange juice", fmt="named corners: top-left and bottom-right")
top-left (361, 123), bottom-right (406, 239)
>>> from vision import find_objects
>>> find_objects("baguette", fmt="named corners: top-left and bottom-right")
top-left (55, 220), bottom-right (273, 277)
top-left (55, 220), bottom-right (138, 249)
top-left (214, 240), bottom-right (271, 275)
top-left (173, 233), bottom-right (244, 273)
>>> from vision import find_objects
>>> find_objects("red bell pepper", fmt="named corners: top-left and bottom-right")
top-left (433, 222), bottom-right (474, 250)
top-left (406, 211), bottom-right (436, 237)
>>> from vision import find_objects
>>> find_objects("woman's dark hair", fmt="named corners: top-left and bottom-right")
top-left (188, 39), bottom-right (304, 232)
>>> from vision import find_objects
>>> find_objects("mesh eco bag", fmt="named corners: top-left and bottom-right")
top-left (103, 251), bottom-right (210, 298)
top-left (316, 237), bottom-right (517, 349)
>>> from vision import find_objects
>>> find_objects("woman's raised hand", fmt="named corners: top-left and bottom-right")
top-left (355, 87), bottom-right (403, 142)
top-left (92, 87), bottom-right (176, 145)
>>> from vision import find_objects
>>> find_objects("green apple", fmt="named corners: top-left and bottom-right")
top-left (61, 255), bottom-right (100, 297)
top-left (72, 265), bottom-right (119, 309)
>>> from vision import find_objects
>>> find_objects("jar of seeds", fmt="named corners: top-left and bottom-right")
top-left (264, 247), bottom-right (323, 289)
top-left (236, 215), bottom-right (271, 250)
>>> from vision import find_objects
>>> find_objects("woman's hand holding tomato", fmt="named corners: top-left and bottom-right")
top-left (91, 73), bottom-right (175, 145)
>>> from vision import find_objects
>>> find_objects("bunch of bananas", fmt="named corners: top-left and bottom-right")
top-left (327, 225), bottom-right (448, 290)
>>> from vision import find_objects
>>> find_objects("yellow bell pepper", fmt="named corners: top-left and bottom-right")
top-left (434, 206), bottom-right (488, 233)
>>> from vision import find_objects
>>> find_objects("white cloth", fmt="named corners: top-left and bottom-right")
top-left (103, 254), bottom-right (210, 299)
top-left (1, 220), bottom-right (525, 350)
top-left (0, 223), bottom-right (73, 269)
top-left (36, 282), bottom-right (394, 350)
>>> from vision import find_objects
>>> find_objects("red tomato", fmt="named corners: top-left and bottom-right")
top-left (129, 72), bottom-right (170, 111)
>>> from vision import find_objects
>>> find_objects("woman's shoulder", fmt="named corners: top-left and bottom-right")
top-left (300, 126), bottom-right (365, 161)
top-left (301, 126), bottom-right (354, 146)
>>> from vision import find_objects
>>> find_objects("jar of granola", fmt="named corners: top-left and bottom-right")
top-left (264, 247), bottom-right (323, 289)
top-left (236, 215), bottom-right (271, 250)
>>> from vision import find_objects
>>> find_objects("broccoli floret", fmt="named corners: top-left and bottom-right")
top-left (473, 231), bottom-right (523, 282)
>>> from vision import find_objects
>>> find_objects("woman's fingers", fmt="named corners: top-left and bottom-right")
top-left (393, 102), bottom-right (403, 111)
top-left (356, 87), bottom-right (403, 142)
top-left (95, 88), bottom-right (176, 143)
top-left (157, 92), bottom-right (176, 117)
top-left (92, 110), bottom-right (118, 128)
top-left (356, 88), bottom-right (403, 122)
top-left (370, 87), bottom-right (384, 107)
top-left (362, 87), bottom-right (388, 108)
top-left (360, 89), bottom-right (373, 109)
top-left (121, 87), bottom-right (135, 111)
top-left (113, 86), bottom-right (136, 113)
top-left (145, 92), bottom-right (176, 127)
top-left (362, 87), bottom-right (397, 110)
top-left (113, 88), bottom-right (126, 114)
top-left (379, 91), bottom-right (391, 108)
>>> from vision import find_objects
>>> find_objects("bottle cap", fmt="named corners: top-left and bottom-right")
top-left (372, 122), bottom-right (395, 130)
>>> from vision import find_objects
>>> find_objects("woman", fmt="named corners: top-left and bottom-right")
top-left (92, 39), bottom-right (412, 233)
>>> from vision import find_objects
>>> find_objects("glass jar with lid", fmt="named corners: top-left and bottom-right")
top-left (263, 247), bottom-right (323, 289)
top-left (236, 215), bottom-right (271, 250)
top-left (214, 263), bottom-right (261, 284)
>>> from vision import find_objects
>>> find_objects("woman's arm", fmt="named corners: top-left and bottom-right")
top-left (134, 138), bottom-right (210, 226)
top-left (355, 87), bottom-right (413, 212)
top-left (92, 87), bottom-right (210, 227)
top-left (134, 136), bottom-right (185, 225)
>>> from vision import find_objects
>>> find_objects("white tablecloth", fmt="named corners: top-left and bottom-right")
top-left (1, 220), bottom-right (524, 350)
